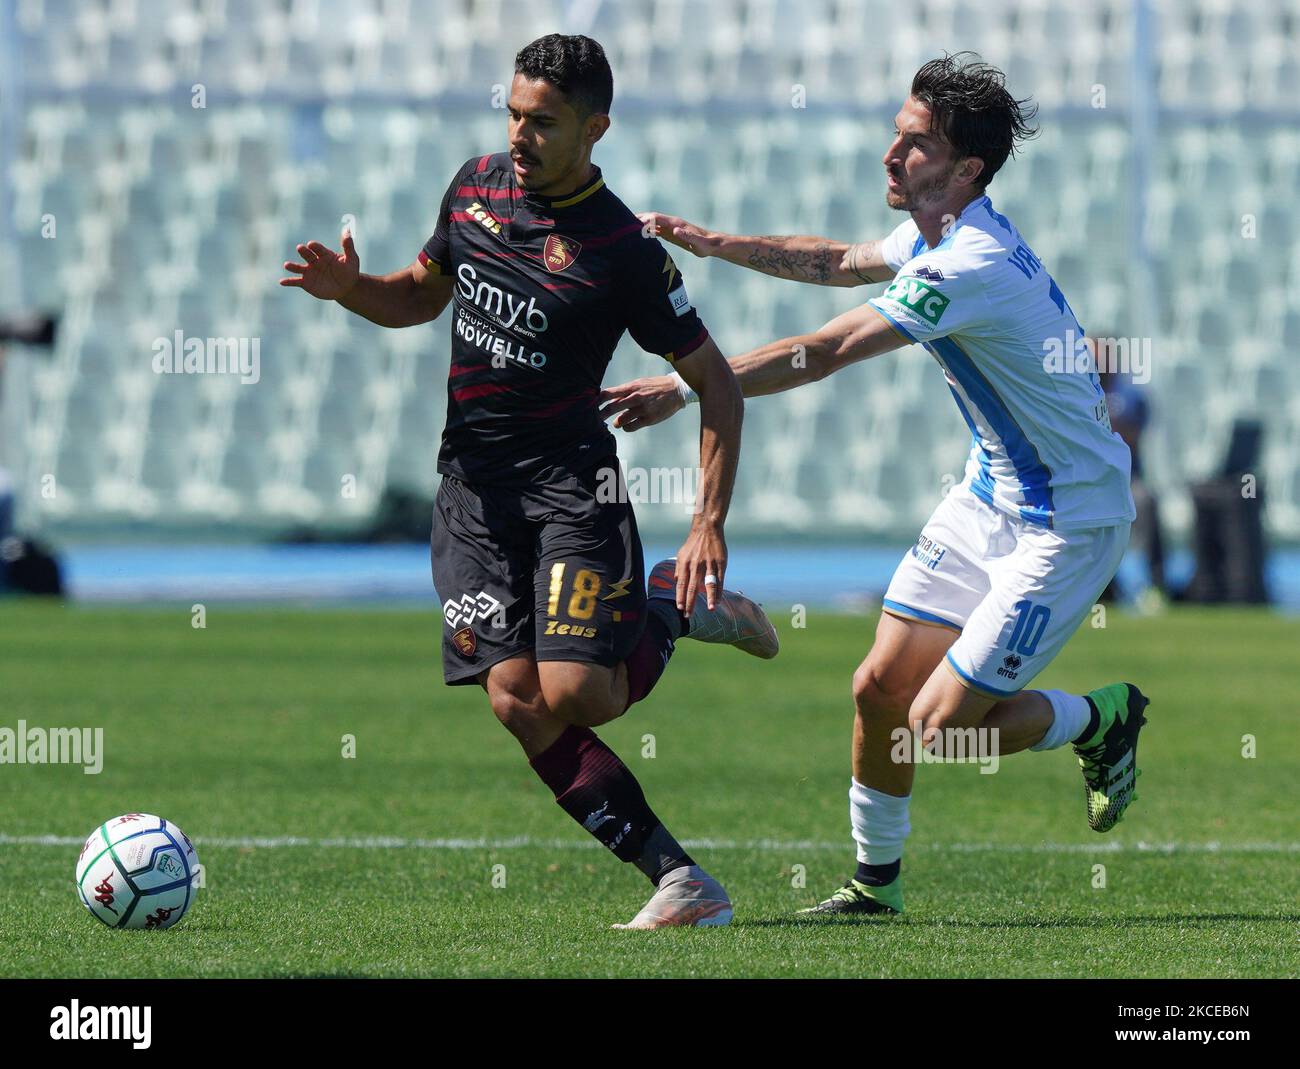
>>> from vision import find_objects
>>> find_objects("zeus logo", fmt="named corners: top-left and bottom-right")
top-left (456, 263), bottom-right (549, 333)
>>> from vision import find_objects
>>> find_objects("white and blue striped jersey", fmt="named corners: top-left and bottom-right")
top-left (868, 195), bottom-right (1135, 530)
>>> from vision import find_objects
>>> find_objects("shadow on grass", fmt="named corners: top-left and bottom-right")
top-left (737, 912), bottom-right (1300, 930)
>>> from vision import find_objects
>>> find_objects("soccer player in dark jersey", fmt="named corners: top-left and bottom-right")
top-left (281, 34), bottom-right (777, 928)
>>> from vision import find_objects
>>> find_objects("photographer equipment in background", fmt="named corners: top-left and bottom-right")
top-left (0, 312), bottom-right (63, 596)
top-left (1182, 420), bottom-right (1269, 605)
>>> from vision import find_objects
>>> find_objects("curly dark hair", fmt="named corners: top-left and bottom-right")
top-left (910, 52), bottom-right (1039, 189)
top-left (515, 34), bottom-right (613, 117)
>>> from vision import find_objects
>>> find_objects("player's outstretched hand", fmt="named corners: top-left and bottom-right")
top-left (280, 229), bottom-right (360, 300)
top-left (674, 523), bottom-right (727, 611)
top-left (637, 212), bottom-right (721, 258)
top-left (599, 375), bottom-right (685, 432)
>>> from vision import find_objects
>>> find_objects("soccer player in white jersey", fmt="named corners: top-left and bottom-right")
top-left (600, 53), bottom-right (1149, 915)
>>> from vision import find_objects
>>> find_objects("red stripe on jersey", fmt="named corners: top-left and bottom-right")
top-left (577, 221), bottom-right (645, 249)
top-left (540, 278), bottom-right (610, 290)
top-left (521, 387), bottom-right (598, 419)
top-left (452, 382), bottom-right (514, 403)
top-left (475, 154), bottom-right (492, 173)
top-left (449, 363), bottom-right (478, 378)
top-left (456, 185), bottom-right (514, 200)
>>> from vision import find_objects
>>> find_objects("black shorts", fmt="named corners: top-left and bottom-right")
top-left (430, 460), bottom-right (647, 685)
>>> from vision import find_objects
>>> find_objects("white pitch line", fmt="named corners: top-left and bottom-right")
top-left (1, 834), bottom-right (1297, 854)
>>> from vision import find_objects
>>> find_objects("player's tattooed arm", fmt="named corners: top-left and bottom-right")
top-left (638, 212), bottom-right (891, 287)
top-left (841, 239), bottom-right (892, 284)
top-left (736, 236), bottom-right (892, 285)
top-left (742, 237), bottom-right (838, 284)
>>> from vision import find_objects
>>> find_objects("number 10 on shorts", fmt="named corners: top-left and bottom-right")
top-left (1007, 599), bottom-right (1050, 656)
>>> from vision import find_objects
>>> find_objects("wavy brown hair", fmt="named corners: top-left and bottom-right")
top-left (911, 52), bottom-right (1039, 190)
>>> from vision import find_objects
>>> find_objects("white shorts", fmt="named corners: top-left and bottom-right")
top-left (882, 483), bottom-right (1130, 698)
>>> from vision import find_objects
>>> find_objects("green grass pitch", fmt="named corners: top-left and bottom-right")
top-left (1, 600), bottom-right (1297, 978)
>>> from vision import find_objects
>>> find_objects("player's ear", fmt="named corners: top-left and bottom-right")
top-left (585, 112), bottom-right (611, 147)
top-left (957, 155), bottom-right (985, 188)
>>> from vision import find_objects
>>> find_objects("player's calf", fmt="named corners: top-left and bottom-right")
top-left (529, 722), bottom-right (699, 889)
top-left (537, 660), bottom-right (628, 728)
top-left (481, 656), bottom-right (569, 757)
top-left (481, 657), bottom-right (703, 907)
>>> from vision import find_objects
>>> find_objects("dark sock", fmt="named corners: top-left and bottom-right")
top-left (623, 602), bottom-right (680, 708)
top-left (645, 591), bottom-right (690, 638)
top-left (1074, 696), bottom-right (1101, 745)
top-left (639, 827), bottom-right (693, 886)
top-left (854, 859), bottom-right (900, 887)
top-left (529, 725), bottom-right (694, 885)
top-left (648, 595), bottom-right (687, 640)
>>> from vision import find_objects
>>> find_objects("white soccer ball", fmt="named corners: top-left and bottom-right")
top-left (75, 813), bottom-right (200, 930)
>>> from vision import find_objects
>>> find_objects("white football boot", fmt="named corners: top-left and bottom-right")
top-left (647, 558), bottom-right (779, 659)
top-left (613, 864), bottom-right (733, 929)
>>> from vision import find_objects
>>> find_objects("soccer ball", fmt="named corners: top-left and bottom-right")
top-left (75, 813), bottom-right (200, 930)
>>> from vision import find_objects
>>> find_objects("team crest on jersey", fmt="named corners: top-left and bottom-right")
top-left (543, 234), bottom-right (581, 273)
top-left (451, 626), bottom-right (477, 657)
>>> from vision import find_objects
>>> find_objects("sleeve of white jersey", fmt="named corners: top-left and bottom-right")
top-left (867, 249), bottom-right (988, 345)
top-left (879, 218), bottom-right (921, 274)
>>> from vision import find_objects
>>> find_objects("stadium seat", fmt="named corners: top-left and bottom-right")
top-left (4, 0), bottom-right (1296, 543)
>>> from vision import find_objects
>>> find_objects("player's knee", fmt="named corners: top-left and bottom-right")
top-left (488, 687), bottom-right (547, 734)
top-left (852, 661), bottom-right (915, 725)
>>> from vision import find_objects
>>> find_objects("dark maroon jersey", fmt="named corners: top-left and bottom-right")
top-left (419, 152), bottom-right (709, 488)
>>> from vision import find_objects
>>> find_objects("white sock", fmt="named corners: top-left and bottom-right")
top-left (849, 778), bottom-right (911, 866)
top-left (1029, 689), bottom-right (1091, 751)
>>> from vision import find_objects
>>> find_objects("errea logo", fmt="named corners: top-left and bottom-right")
top-left (997, 653), bottom-right (1023, 680)
top-left (881, 275), bottom-right (950, 325)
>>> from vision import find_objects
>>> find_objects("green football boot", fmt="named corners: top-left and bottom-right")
top-left (797, 876), bottom-right (903, 917)
top-left (1074, 683), bottom-right (1150, 832)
